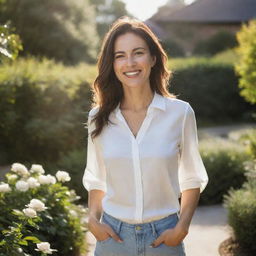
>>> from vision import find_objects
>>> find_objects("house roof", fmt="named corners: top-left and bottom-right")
top-left (151, 0), bottom-right (256, 23)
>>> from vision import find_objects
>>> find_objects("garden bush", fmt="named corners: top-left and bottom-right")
top-left (229, 128), bottom-right (256, 159)
top-left (224, 159), bottom-right (256, 255)
top-left (161, 38), bottom-right (185, 57)
top-left (193, 30), bottom-right (237, 56)
top-left (235, 19), bottom-right (256, 104)
top-left (0, 163), bottom-right (88, 256)
top-left (199, 138), bottom-right (252, 205)
top-left (44, 148), bottom-right (88, 203)
top-left (169, 60), bottom-right (254, 125)
top-left (0, 57), bottom-right (95, 165)
top-left (0, 57), bottom-right (97, 202)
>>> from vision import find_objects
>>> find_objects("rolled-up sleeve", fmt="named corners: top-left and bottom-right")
top-left (82, 112), bottom-right (107, 192)
top-left (178, 103), bottom-right (208, 193)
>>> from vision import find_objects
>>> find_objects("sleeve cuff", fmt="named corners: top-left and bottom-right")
top-left (180, 179), bottom-right (208, 193)
top-left (83, 181), bottom-right (107, 193)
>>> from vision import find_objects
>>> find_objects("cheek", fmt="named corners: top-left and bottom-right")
top-left (113, 63), bottom-right (119, 76)
top-left (140, 56), bottom-right (154, 68)
top-left (113, 61), bottom-right (122, 73)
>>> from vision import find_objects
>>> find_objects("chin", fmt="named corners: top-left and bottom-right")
top-left (122, 80), bottom-right (147, 88)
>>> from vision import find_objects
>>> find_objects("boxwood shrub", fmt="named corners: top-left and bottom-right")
top-left (169, 61), bottom-right (254, 125)
top-left (224, 159), bottom-right (256, 255)
top-left (199, 138), bottom-right (252, 205)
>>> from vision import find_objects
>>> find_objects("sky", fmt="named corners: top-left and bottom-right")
top-left (121, 0), bottom-right (195, 21)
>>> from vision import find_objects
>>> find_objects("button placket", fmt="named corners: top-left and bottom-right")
top-left (115, 107), bottom-right (155, 222)
top-left (136, 109), bottom-right (154, 144)
top-left (132, 139), bottom-right (143, 222)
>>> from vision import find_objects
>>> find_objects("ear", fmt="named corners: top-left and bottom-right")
top-left (151, 55), bottom-right (156, 68)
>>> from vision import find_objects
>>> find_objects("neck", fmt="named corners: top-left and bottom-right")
top-left (120, 88), bottom-right (154, 112)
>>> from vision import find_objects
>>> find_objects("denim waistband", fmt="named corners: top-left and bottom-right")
top-left (102, 211), bottom-right (179, 231)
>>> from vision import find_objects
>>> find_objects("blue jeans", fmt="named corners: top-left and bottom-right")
top-left (94, 211), bottom-right (186, 256)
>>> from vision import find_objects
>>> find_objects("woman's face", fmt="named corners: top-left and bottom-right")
top-left (113, 32), bottom-right (156, 90)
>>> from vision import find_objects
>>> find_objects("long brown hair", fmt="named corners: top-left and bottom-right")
top-left (89, 16), bottom-right (176, 139)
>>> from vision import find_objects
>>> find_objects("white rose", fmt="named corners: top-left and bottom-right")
top-left (27, 199), bottom-right (47, 212)
top-left (27, 177), bottom-right (40, 188)
top-left (23, 208), bottom-right (37, 218)
top-left (35, 242), bottom-right (57, 254)
top-left (38, 175), bottom-right (48, 184)
top-left (69, 210), bottom-right (78, 217)
top-left (30, 164), bottom-right (45, 175)
top-left (15, 180), bottom-right (29, 192)
top-left (56, 171), bottom-right (71, 182)
top-left (38, 175), bottom-right (56, 185)
top-left (46, 174), bottom-right (56, 184)
top-left (11, 163), bottom-right (29, 176)
top-left (0, 183), bottom-right (11, 193)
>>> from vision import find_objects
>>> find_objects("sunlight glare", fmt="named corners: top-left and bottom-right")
top-left (121, 0), bottom-right (195, 21)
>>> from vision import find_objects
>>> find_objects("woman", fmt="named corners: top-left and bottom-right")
top-left (83, 16), bottom-right (208, 256)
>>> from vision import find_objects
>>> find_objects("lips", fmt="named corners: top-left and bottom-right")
top-left (123, 70), bottom-right (141, 77)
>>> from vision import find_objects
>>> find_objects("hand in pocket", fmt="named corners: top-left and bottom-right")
top-left (88, 218), bottom-right (123, 243)
top-left (151, 226), bottom-right (188, 247)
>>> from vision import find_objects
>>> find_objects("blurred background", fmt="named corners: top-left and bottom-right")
top-left (0, 0), bottom-right (256, 255)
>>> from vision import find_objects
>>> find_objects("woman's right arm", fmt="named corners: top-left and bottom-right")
top-left (87, 189), bottom-right (123, 242)
top-left (88, 189), bottom-right (105, 225)
top-left (83, 112), bottom-right (123, 242)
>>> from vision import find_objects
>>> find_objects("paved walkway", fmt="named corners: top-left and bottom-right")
top-left (183, 205), bottom-right (231, 256)
top-left (85, 204), bottom-right (231, 256)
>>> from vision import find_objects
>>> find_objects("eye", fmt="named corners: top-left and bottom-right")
top-left (135, 51), bottom-right (144, 55)
top-left (115, 54), bottom-right (124, 59)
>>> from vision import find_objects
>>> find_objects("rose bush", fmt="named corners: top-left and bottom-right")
top-left (0, 163), bottom-right (88, 256)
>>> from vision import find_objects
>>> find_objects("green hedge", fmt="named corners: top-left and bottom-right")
top-left (0, 57), bottom-right (96, 202)
top-left (44, 148), bottom-right (87, 202)
top-left (169, 60), bottom-right (254, 125)
top-left (193, 30), bottom-right (237, 56)
top-left (161, 38), bottom-right (185, 57)
top-left (0, 57), bottom-right (95, 165)
top-left (224, 159), bottom-right (256, 255)
top-left (199, 138), bottom-right (252, 205)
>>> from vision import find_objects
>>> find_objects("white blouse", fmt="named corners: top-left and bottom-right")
top-left (83, 91), bottom-right (208, 224)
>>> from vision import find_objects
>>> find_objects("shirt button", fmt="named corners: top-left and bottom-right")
top-left (135, 226), bottom-right (141, 230)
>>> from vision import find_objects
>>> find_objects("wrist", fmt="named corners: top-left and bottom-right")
top-left (88, 215), bottom-right (100, 227)
top-left (175, 221), bottom-right (189, 235)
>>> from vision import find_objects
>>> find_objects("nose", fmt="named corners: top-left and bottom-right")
top-left (126, 55), bottom-right (136, 67)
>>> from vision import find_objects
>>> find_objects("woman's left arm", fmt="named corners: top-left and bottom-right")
top-left (176, 187), bottom-right (200, 234)
top-left (151, 188), bottom-right (200, 247)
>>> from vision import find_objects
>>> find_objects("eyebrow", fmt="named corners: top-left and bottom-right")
top-left (114, 47), bottom-right (146, 55)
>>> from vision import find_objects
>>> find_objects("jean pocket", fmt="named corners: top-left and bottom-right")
top-left (155, 215), bottom-right (179, 237)
top-left (98, 236), bottom-right (112, 244)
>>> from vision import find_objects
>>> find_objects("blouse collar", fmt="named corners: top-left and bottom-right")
top-left (114, 91), bottom-right (166, 117)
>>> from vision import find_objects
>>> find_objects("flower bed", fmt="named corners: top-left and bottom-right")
top-left (0, 163), bottom-right (88, 256)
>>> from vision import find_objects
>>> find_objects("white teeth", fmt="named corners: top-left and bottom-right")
top-left (124, 71), bottom-right (140, 76)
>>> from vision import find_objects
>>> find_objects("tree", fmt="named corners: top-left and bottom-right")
top-left (235, 19), bottom-right (256, 104)
top-left (90, 0), bottom-right (133, 39)
top-left (0, 0), bottom-right (99, 64)
top-left (0, 22), bottom-right (23, 63)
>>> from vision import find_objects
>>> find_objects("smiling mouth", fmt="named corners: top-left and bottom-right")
top-left (123, 70), bottom-right (141, 77)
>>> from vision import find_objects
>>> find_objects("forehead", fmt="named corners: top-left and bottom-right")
top-left (114, 32), bottom-right (149, 51)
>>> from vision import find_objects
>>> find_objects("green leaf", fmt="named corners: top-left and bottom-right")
top-left (0, 240), bottom-right (6, 246)
top-left (18, 240), bottom-right (28, 245)
top-left (2, 229), bottom-right (10, 234)
top-left (24, 236), bottom-right (41, 243)
top-left (12, 209), bottom-right (23, 216)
